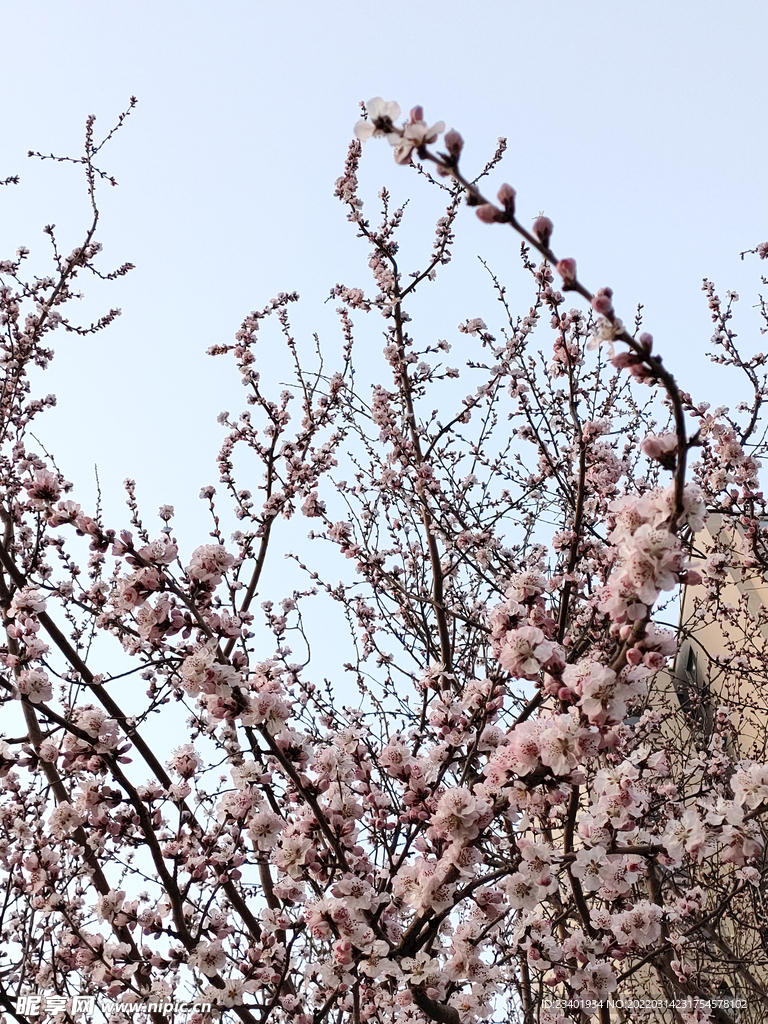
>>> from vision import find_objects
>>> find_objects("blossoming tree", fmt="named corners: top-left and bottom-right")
top-left (2, 98), bottom-right (768, 1024)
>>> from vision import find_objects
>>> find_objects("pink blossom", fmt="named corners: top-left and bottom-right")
top-left (572, 961), bottom-right (617, 1000)
top-left (186, 543), bottom-right (235, 585)
top-left (354, 98), bottom-right (401, 141)
top-left (503, 719), bottom-right (543, 775)
top-left (217, 789), bottom-right (254, 820)
top-left (662, 808), bottom-right (711, 864)
top-left (26, 470), bottom-right (61, 506)
top-left (137, 537), bottom-right (178, 565)
top-left (17, 668), bottom-right (52, 703)
top-left (431, 786), bottom-right (490, 842)
top-left (570, 846), bottom-right (608, 892)
top-left (180, 645), bottom-right (216, 695)
top-left (497, 625), bottom-right (555, 679)
top-left (166, 745), bottom-right (201, 774)
top-left (391, 108), bottom-right (445, 165)
top-left (537, 714), bottom-right (584, 776)
top-left (332, 876), bottom-right (376, 911)
top-left (274, 832), bottom-right (312, 879)
top-left (732, 762), bottom-right (768, 809)
top-left (9, 587), bottom-right (47, 618)
top-left (188, 939), bottom-right (226, 977)
top-left (504, 872), bottom-right (542, 910)
top-left (95, 889), bottom-right (126, 924)
top-left (48, 802), bottom-right (84, 838)
top-left (379, 735), bottom-right (414, 777)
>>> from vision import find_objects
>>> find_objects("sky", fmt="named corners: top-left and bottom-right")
top-left (1, 0), bottom-right (767, 570)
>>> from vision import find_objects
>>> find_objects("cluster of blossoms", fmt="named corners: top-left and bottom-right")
top-left (598, 484), bottom-right (706, 626)
top-left (2, 99), bottom-right (768, 1024)
top-left (5, 587), bottom-right (52, 702)
top-left (354, 99), bottom-right (446, 166)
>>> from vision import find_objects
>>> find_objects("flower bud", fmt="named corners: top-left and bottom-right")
top-left (476, 203), bottom-right (504, 224)
top-left (332, 940), bottom-right (354, 966)
top-left (591, 286), bottom-right (614, 316)
top-left (641, 433), bottom-right (677, 468)
top-left (443, 129), bottom-right (464, 158)
top-left (497, 183), bottom-right (516, 214)
top-left (556, 258), bottom-right (577, 288)
top-left (533, 215), bottom-right (554, 246)
top-left (410, 105), bottom-right (424, 122)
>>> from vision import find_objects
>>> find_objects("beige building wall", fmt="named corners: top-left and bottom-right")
top-left (633, 513), bottom-right (768, 1019)
top-left (674, 512), bottom-right (768, 757)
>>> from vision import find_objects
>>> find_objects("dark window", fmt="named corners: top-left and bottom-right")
top-left (675, 646), bottom-right (713, 737)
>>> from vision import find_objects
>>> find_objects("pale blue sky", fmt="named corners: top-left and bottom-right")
top-left (2, 0), bottom-right (767, 550)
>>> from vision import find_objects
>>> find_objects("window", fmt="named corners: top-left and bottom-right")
top-left (674, 645), bottom-right (713, 737)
